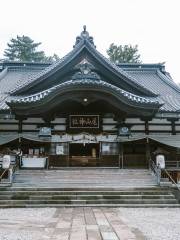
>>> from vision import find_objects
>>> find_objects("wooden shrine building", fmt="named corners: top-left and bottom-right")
top-left (0, 27), bottom-right (180, 178)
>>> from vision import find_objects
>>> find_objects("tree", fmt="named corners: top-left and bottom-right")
top-left (107, 43), bottom-right (141, 64)
top-left (4, 35), bottom-right (59, 63)
top-left (44, 53), bottom-right (60, 63)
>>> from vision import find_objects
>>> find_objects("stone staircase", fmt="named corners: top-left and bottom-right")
top-left (0, 169), bottom-right (179, 208)
top-left (12, 169), bottom-right (157, 188)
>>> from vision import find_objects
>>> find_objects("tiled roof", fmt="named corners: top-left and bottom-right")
top-left (8, 79), bottom-right (161, 108)
top-left (7, 39), bottom-right (155, 97)
top-left (0, 62), bottom-right (180, 112)
top-left (0, 66), bottom-right (45, 110)
top-left (124, 69), bottom-right (180, 112)
top-left (8, 41), bottom-right (85, 94)
top-left (0, 94), bottom-right (9, 110)
top-left (0, 27), bottom-right (180, 113)
top-left (0, 67), bottom-right (43, 93)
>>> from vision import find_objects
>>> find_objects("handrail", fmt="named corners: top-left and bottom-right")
top-left (150, 160), bottom-right (161, 185)
top-left (0, 162), bottom-right (17, 184)
top-left (163, 169), bottom-right (180, 191)
top-left (0, 168), bottom-right (9, 182)
top-left (165, 161), bottom-right (180, 168)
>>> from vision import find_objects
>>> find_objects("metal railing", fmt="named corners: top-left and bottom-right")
top-left (0, 168), bottom-right (9, 182)
top-left (162, 169), bottom-right (180, 191)
top-left (0, 163), bottom-right (17, 186)
top-left (165, 161), bottom-right (180, 169)
top-left (150, 160), bottom-right (180, 191)
top-left (150, 160), bottom-right (161, 185)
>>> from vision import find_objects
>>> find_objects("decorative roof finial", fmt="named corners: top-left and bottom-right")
top-left (74, 25), bottom-right (96, 48)
top-left (83, 25), bottom-right (86, 32)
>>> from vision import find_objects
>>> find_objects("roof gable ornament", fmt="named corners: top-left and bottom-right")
top-left (74, 25), bottom-right (96, 48)
top-left (72, 59), bottom-right (101, 81)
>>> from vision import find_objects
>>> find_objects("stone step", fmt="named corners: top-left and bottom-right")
top-left (15, 169), bottom-right (151, 172)
top-left (0, 199), bottom-right (177, 205)
top-left (0, 185), bottom-right (178, 208)
top-left (0, 203), bottom-right (180, 208)
top-left (0, 189), bottom-right (172, 194)
top-left (12, 184), bottom-right (158, 188)
top-left (0, 186), bottom-right (171, 194)
top-left (13, 169), bottom-right (157, 190)
top-left (0, 169), bottom-right (177, 208)
top-left (0, 194), bottom-right (175, 200)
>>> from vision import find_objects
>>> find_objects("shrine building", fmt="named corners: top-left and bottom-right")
top-left (0, 27), bottom-right (180, 176)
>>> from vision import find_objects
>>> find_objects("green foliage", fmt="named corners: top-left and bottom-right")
top-left (107, 43), bottom-right (141, 64)
top-left (4, 35), bottom-right (59, 63)
top-left (44, 54), bottom-right (60, 63)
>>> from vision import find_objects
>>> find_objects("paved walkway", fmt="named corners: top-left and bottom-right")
top-left (0, 208), bottom-right (145, 240)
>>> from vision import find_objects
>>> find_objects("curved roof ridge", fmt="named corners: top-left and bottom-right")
top-left (9, 79), bottom-right (162, 107)
top-left (84, 41), bottom-right (157, 97)
top-left (156, 69), bottom-right (180, 93)
top-left (9, 40), bottom-right (85, 94)
top-left (9, 39), bottom-right (156, 97)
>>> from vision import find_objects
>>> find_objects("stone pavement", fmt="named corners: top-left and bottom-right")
top-left (0, 208), bottom-right (145, 240)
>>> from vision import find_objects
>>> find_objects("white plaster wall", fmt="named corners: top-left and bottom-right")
top-left (131, 125), bottom-right (145, 131)
top-left (149, 125), bottom-right (171, 131)
top-left (0, 124), bottom-right (18, 130)
top-left (23, 118), bottom-right (44, 123)
top-left (149, 118), bottom-right (169, 124)
top-left (103, 125), bottom-right (117, 131)
top-left (53, 125), bottom-right (66, 131)
top-left (22, 125), bottom-right (37, 130)
top-left (102, 118), bottom-right (117, 124)
top-left (51, 118), bottom-right (66, 124)
top-left (125, 118), bottom-right (144, 123)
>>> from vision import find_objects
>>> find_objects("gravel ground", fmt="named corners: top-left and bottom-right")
top-left (0, 208), bottom-right (180, 240)
top-left (0, 208), bottom-right (56, 220)
top-left (119, 208), bottom-right (180, 240)
top-left (0, 208), bottom-right (56, 240)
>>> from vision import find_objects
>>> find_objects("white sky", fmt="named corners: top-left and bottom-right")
top-left (0, 0), bottom-right (180, 83)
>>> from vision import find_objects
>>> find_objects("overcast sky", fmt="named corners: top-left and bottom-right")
top-left (0, 0), bottom-right (180, 83)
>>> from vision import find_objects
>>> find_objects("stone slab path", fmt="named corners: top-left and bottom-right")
top-left (0, 208), bottom-right (145, 240)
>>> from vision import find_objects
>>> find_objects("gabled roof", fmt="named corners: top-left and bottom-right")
top-left (7, 27), bottom-right (156, 97)
top-left (0, 27), bottom-right (180, 113)
top-left (7, 67), bottom-right (162, 117)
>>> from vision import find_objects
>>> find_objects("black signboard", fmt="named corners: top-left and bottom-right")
top-left (69, 115), bottom-right (99, 129)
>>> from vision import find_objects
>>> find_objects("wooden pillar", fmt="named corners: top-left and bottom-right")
top-left (118, 142), bottom-right (124, 169)
top-left (171, 119), bottom-right (176, 135)
top-left (98, 142), bottom-right (102, 167)
top-left (121, 143), bottom-right (124, 169)
top-left (15, 116), bottom-right (25, 169)
top-left (16, 116), bottom-right (27, 133)
top-left (146, 137), bottom-right (151, 169)
top-left (18, 119), bottom-right (23, 133)
top-left (145, 120), bottom-right (149, 135)
top-left (167, 118), bottom-right (178, 135)
top-left (141, 117), bottom-right (152, 135)
top-left (118, 142), bottom-right (121, 168)
top-left (67, 142), bottom-right (70, 167)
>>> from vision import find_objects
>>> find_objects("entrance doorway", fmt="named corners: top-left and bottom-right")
top-left (69, 143), bottom-right (99, 167)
